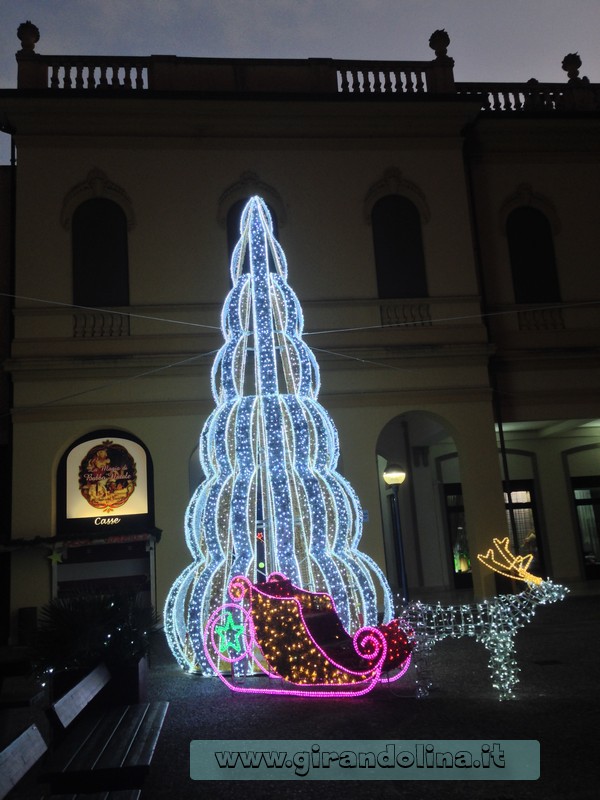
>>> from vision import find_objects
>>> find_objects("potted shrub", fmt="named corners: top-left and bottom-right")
top-left (34, 591), bottom-right (156, 702)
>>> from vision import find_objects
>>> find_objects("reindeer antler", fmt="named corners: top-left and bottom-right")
top-left (477, 537), bottom-right (542, 585)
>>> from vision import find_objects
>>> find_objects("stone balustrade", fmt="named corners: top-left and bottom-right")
top-left (44, 56), bottom-right (148, 91)
top-left (17, 53), bottom-right (444, 96)
top-left (456, 81), bottom-right (561, 111)
top-left (456, 81), bottom-right (599, 112)
top-left (73, 311), bottom-right (131, 338)
top-left (13, 21), bottom-right (599, 112)
top-left (336, 61), bottom-right (429, 94)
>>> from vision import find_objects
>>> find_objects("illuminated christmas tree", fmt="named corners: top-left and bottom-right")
top-left (165, 196), bottom-right (393, 673)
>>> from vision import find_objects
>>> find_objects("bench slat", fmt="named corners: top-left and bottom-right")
top-left (94, 705), bottom-right (154, 770)
top-left (56, 706), bottom-right (131, 772)
top-left (0, 724), bottom-right (47, 800)
top-left (43, 706), bottom-right (126, 785)
top-left (122, 701), bottom-right (168, 768)
top-left (45, 703), bottom-right (167, 792)
top-left (47, 791), bottom-right (141, 800)
top-left (52, 665), bottom-right (111, 729)
top-left (43, 663), bottom-right (166, 795)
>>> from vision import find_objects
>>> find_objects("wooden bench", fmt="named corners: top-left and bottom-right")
top-left (0, 722), bottom-right (142, 800)
top-left (40, 663), bottom-right (168, 795)
top-left (0, 724), bottom-right (47, 799)
top-left (45, 792), bottom-right (140, 799)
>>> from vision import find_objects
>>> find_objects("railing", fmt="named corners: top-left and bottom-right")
top-left (45, 56), bottom-right (148, 90)
top-left (456, 81), bottom-right (600, 112)
top-left (16, 53), bottom-right (447, 95)
top-left (336, 61), bottom-right (428, 94)
top-left (15, 51), bottom-right (600, 112)
top-left (456, 82), bottom-right (565, 112)
top-left (380, 302), bottom-right (433, 327)
top-left (487, 304), bottom-right (572, 333)
top-left (517, 307), bottom-right (565, 331)
top-left (73, 311), bottom-right (130, 338)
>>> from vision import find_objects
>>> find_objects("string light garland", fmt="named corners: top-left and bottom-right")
top-left (401, 538), bottom-right (568, 700)
top-left (163, 196), bottom-right (567, 701)
top-left (476, 536), bottom-right (542, 584)
top-left (164, 196), bottom-right (394, 675)
top-left (201, 539), bottom-right (565, 701)
top-left (203, 573), bottom-right (412, 697)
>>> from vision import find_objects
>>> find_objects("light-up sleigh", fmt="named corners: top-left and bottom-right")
top-left (204, 574), bottom-right (413, 697)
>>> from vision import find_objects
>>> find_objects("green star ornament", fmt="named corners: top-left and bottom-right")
top-left (214, 611), bottom-right (245, 655)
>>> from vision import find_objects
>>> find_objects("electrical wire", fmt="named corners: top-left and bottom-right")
top-left (0, 291), bottom-right (222, 331)
top-left (4, 350), bottom-right (220, 416)
top-left (3, 290), bottom-right (599, 412)
top-left (3, 290), bottom-right (598, 337)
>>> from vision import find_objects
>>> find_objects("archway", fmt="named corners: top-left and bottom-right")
top-left (376, 411), bottom-right (466, 599)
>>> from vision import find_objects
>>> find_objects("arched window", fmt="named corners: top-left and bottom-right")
top-left (506, 207), bottom-right (560, 304)
top-left (371, 195), bottom-right (428, 298)
top-left (72, 198), bottom-right (129, 307)
top-left (226, 198), bottom-right (279, 274)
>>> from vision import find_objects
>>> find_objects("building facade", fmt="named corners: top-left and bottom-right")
top-left (1, 24), bottom-right (599, 642)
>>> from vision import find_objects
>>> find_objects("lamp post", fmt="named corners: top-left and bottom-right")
top-left (383, 463), bottom-right (409, 605)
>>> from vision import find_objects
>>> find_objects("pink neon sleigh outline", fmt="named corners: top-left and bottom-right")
top-left (203, 574), bottom-right (412, 697)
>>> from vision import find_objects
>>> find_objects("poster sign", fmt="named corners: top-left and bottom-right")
top-left (78, 440), bottom-right (136, 513)
top-left (58, 430), bottom-right (154, 535)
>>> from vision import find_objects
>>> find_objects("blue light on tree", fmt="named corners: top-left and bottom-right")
top-left (165, 196), bottom-right (393, 673)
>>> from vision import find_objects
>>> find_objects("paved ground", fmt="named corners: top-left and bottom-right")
top-left (144, 590), bottom-right (600, 800)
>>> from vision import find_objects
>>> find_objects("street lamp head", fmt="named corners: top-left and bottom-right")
top-left (383, 463), bottom-right (407, 486)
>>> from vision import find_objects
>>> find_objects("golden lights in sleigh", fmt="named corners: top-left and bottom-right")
top-left (203, 574), bottom-right (413, 697)
top-left (203, 540), bottom-right (567, 700)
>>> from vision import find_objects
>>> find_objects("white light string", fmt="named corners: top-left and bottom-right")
top-left (164, 197), bottom-right (394, 674)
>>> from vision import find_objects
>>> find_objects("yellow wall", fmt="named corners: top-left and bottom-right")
top-left (6, 89), bottom-right (600, 641)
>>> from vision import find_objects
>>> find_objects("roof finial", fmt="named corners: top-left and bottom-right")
top-left (561, 52), bottom-right (584, 82)
top-left (427, 29), bottom-right (454, 92)
top-left (17, 21), bottom-right (40, 54)
top-left (429, 29), bottom-right (452, 63)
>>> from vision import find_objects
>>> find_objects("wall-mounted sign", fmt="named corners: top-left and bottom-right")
top-left (67, 438), bottom-right (147, 519)
top-left (57, 430), bottom-right (155, 536)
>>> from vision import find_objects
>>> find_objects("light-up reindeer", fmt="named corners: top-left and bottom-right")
top-left (402, 538), bottom-right (568, 700)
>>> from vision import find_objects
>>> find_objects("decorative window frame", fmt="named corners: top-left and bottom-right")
top-left (499, 184), bottom-right (561, 236)
top-left (363, 168), bottom-right (431, 225)
top-left (60, 168), bottom-right (136, 231)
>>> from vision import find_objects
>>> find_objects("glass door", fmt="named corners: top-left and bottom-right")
top-left (572, 477), bottom-right (600, 579)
